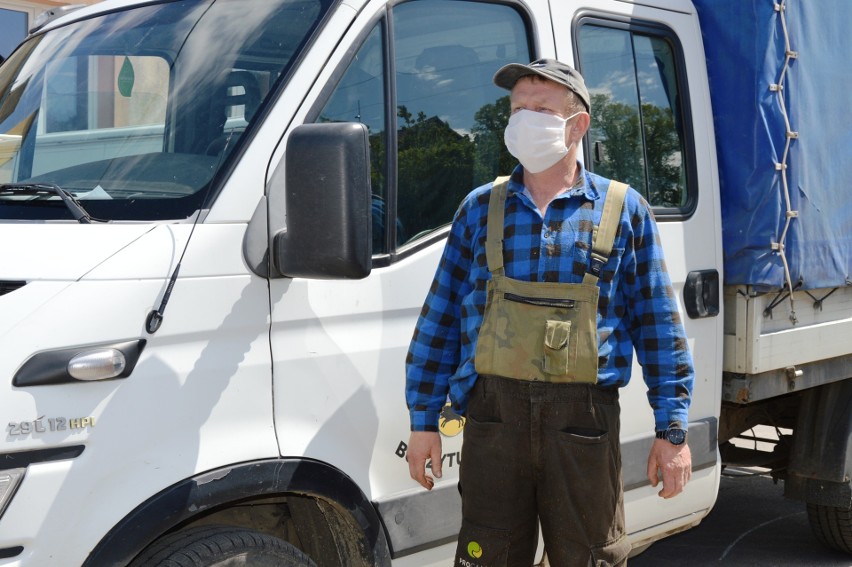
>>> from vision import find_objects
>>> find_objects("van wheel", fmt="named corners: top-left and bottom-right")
top-left (806, 503), bottom-right (852, 554)
top-left (130, 525), bottom-right (318, 567)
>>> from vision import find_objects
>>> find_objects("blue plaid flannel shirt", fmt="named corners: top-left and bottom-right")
top-left (406, 164), bottom-right (694, 432)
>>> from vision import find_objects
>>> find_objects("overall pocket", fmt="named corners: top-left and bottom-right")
top-left (475, 276), bottom-right (598, 383)
top-left (543, 319), bottom-right (572, 375)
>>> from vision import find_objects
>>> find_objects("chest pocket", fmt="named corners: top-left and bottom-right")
top-left (476, 274), bottom-right (600, 382)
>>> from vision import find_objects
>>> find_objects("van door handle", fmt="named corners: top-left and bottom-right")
top-left (684, 270), bottom-right (720, 319)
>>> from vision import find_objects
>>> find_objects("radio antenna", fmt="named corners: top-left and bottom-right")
top-left (146, 131), bottom-right (235, 334)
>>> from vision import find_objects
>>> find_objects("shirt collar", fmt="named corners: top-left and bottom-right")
top-left (507, 162), bottom-right (601, 203)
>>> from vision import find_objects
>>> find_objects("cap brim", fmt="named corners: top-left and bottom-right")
top-left (493, 63), bottom-right (548, 90)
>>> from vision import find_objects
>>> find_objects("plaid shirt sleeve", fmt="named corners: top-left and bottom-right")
top-left (622, 196), bottom-right (694, 431)
top-left (405, 198), bottom-right (476, 432)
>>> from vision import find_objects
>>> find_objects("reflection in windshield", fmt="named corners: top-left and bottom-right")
top-left (0, 0), bottom-right (332, 221)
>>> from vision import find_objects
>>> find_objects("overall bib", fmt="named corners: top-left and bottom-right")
top-left (455, 176), bottom-right (631, 567)
top-left (474, 175), bottom-right (625, 382)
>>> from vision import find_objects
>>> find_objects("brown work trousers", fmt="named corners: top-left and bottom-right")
top-left (454, 375), bottom-right (630, 567)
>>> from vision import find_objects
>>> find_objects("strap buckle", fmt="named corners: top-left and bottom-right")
top-left (587, 251), bottom-right (608, 278)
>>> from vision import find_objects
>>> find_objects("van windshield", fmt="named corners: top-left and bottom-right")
top-left (0, 0), bottom-right (333, 221)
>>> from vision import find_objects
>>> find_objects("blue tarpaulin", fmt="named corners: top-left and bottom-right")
top-left (692, 0), bottom-right (852, 290)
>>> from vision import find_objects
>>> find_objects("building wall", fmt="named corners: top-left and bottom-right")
top-left (0, 1), bottom-right (100, 60)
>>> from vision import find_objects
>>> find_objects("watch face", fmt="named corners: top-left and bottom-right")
top-left (667, 429), bottom-right (687, 445)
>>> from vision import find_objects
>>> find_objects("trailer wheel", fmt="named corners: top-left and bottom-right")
top-left (807, 503), bottom-right (852, 554)
top-left (129, 525), bottom-right (317, 567)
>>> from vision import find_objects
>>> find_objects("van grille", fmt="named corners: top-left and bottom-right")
top-left (0, 281), bottom-right (26, 296)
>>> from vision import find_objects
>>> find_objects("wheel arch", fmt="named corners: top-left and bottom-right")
top-left (83, 458), bottom-right (392, 566)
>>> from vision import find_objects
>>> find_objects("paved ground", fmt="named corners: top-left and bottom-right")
top-left (630, 468), bottom-right (851, 566)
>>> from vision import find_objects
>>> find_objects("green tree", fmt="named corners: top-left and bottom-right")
top-left (396, 105), bottom-right (475, 241)
top-left (589, 92), bottom-right (645, 194)
top-left (589, 92), bottom-right (684, 207)
top-left (642, 103), bottom-right (683, 207)
top-left (471, 95), bottom-right (514, 183)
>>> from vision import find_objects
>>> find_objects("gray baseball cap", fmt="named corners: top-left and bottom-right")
top-left (493, 58), bottom-right (590, 111)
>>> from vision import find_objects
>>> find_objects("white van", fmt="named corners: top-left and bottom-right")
top-left (1, 0), bottom-right (850, 565)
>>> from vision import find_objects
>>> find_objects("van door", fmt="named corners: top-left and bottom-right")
top-left (551, 1), bottom-right (724, 543)
top-left (268, 0), bottom-right (551, 562)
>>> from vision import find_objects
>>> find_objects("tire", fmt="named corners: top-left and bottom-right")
top-left (806, 503), bottom-right (852, 554)
top-left (129, 525), bottom-right (318, 567)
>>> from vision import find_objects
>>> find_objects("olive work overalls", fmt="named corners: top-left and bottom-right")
top-left (454, 176), bottom-right (631, 567)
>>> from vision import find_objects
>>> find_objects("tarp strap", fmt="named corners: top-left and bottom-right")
top-left (804, 287), bottom-right (838, 312)
top-left (771, 0), bottom-right (800, 324)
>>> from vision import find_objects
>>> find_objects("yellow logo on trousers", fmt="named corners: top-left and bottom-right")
top-left (467, 541), bottom-right (483, 559)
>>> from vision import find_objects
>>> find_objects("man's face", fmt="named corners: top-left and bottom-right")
top-left (509, 76), bottom-right (572, 119)
top-left (509, 76), bottom-right (581, 148)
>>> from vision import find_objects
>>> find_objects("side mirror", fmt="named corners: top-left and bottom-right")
top-left (271, 122), bottom-right (372, 279)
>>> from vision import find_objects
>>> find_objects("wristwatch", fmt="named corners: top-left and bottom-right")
top-left (656, 428), bottom-right (687, 445)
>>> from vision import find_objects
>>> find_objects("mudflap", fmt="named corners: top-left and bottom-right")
top-left (785, 379), bottom-right (852, 508)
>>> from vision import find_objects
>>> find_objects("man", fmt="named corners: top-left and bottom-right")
top-left (405, 58), bottom-right (694, 567)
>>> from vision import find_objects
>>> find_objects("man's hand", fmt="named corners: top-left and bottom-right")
top-left (646, 438), bottom-right (692, 498)
top-left (408, 431), bottom-right (442, 490)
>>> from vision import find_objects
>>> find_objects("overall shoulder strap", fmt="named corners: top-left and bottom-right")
top-left (583, 180), bottom-right (628, 285)
top-left (485, 176), bottom-right (511, 276)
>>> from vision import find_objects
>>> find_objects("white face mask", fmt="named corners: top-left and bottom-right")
top-left (504, 109), bottom-right (582, 173)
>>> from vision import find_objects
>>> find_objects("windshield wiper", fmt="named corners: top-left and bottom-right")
top-left (0, 183), bottom-right (106, 223)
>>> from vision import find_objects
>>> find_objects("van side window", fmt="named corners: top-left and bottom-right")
top-left (317, 26), bottom-right (388, 253)
top-left (316, 0), bottom-right (529, 255)
top-left (577, 22), bottom-right (691, 211)
top-left (392, 1), bottom-right (528, 246)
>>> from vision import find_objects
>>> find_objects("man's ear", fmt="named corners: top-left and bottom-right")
top-left (566, 112), bottom-right (591, 147)
top-left (573, 112), bottom-right (591, 138)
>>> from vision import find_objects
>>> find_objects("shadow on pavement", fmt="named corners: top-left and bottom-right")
top-left (630, 470), bottom-right (851, 566)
